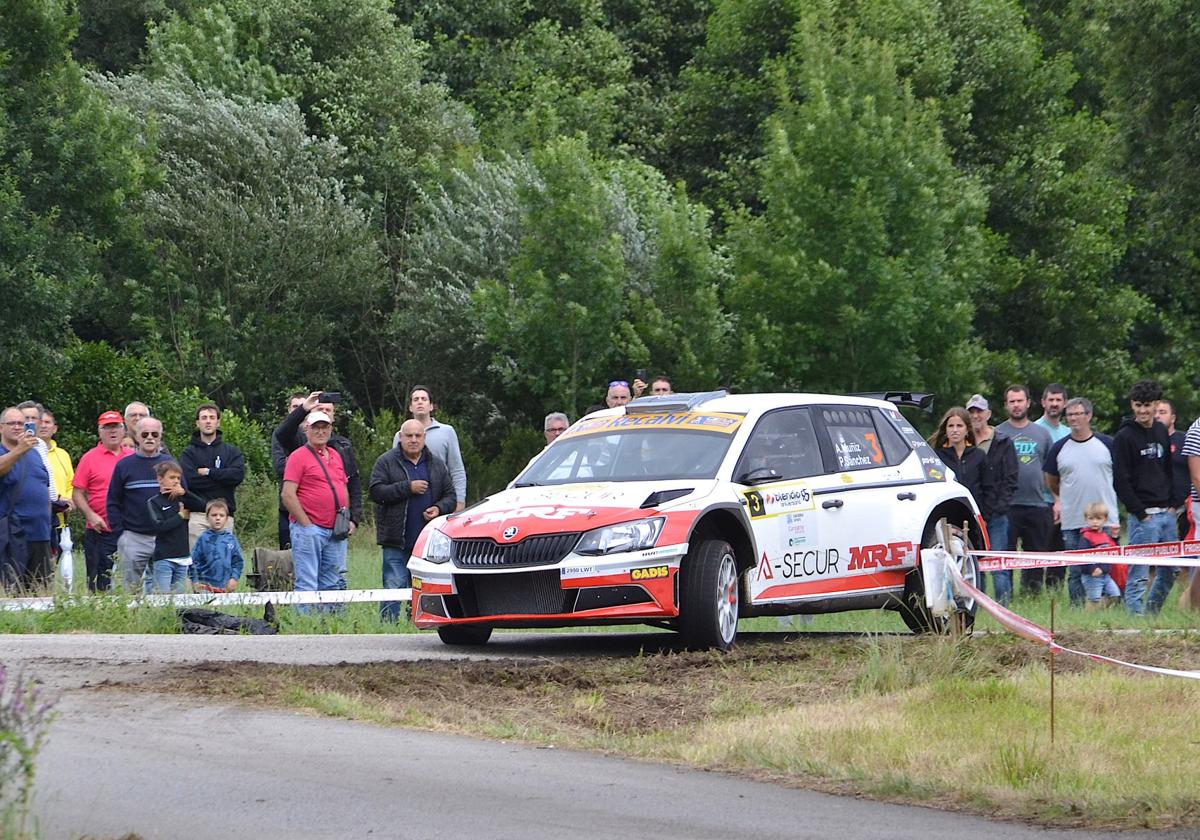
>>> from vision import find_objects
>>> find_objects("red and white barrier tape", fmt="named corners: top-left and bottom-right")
top-left (975, 539), bottom-right (1200, 572)
top-left (946, 563), bottom-right (1200, 681)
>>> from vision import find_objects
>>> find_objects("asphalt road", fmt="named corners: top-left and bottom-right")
top-left (4, 633), bottom-right (1188, 840)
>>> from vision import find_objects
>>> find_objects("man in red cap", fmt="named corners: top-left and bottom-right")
top-left (71, 411), bottom-right (132, 591)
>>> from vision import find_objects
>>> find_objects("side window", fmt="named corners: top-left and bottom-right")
top-left (820, 406), bottom-right (888, 472)
top-left (735, 408), bottom-right (823, 482)
top-left (872, 409), bottom-right (912, 466)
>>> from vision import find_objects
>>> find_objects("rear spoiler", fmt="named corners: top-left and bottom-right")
top-left (851, 391), bottom-right (936, 415)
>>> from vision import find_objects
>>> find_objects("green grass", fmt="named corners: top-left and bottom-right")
top-left (4, 532), bottom-right (1198, 637)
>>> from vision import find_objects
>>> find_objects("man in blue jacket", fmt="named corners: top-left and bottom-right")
top-left (370, 419), bottom-right (456, 621)
top-left (0, 407), bottom-right (51, 591)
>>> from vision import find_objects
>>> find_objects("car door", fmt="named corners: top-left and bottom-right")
top-left (809, 404), bottom-right (926, 590)
top-left (733, 407), bottom-right (843, 603)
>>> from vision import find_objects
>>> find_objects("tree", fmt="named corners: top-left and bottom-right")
top-left (93, 73), bottom-right (386, 412)
top-left (726, 26), bottom-right (990, 398)
top-left (0, 0), bottom-right (157, 399)
top-left (141, 0), bottom-right (476, 244)
top-left (1085, 0), bottom-right (1200, 409)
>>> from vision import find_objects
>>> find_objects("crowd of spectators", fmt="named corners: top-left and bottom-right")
top-left (931, 379), bottom-right (1199, 613)
top-left (1, 372), bottom-right (1196, 617)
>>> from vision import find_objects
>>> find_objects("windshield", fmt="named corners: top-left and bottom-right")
top-left (517, 428), bottom-right (738, 485)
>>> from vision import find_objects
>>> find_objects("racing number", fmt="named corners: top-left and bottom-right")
top-left (745, 490), bottom-right (766, 518)
top-left (864, 432), bottom-right (883, 464)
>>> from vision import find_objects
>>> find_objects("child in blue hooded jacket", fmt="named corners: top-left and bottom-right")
top-left (189, 499), bottom-right (245, 592)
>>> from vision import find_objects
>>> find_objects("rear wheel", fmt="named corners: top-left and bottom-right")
top-left (899, 517), bottom-right (978, 634)
top-left (678, 539), bottom-right (739, 651)
top-left (436, 624), bottom-right (493, 646)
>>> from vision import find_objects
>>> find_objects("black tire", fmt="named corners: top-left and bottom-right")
top-left (436, 624), bottom-right (493, 646)
top-left (678, 539), bottom-right (740, 651)
top-left (899, 517), bottom-right (978, 634)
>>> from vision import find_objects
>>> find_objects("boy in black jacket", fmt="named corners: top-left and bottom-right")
top-left (1113, 379), bottom-right (1182, 614)
top-left (146, 461), bottom-right (206, 593)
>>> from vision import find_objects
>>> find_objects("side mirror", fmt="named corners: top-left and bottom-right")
top-left (737, 467), bottom-right (782, 486)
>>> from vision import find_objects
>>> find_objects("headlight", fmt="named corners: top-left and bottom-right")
top-left (424, 528), bottom-right (453, 564)
top-left (575, 517), bottom-right (665, 556)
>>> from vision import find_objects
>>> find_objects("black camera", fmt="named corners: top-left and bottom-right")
top-left (319, 392), bottom-right (342, 404)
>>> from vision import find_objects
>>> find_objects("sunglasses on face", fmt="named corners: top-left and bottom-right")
top-left (140, 431), bottom-right (161, 438)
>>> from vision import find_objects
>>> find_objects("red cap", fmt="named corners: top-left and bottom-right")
top-left (97, 410), bottom-right (124, 426)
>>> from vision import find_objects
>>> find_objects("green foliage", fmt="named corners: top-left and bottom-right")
top-left (0, 0), bottom-right (157, 403)
top-left (92, 72), bottom-right (386, 413)
top-left (144, 3), bottom-right (289, 100)
top-left (142, 0), bottom-right (477, 235)
top-left (727, 26), bottom-right (989, 396)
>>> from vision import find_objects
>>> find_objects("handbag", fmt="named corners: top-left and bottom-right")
top-left (307, 444), bottom-right (352, 541)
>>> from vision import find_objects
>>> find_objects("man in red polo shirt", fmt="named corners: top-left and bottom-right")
top-left (282, 411), bottom-right (353, 611)
top-left (71, 411), bottom-right (132, 591)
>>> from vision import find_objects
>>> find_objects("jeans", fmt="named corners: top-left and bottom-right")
top-left (985, 515), bottom-right (1011, 605)
top-left (83, 528), bottom-right (119, 592)
top-left (151, 559), bottom-right (189, 593)
top-left (1125, 511), bottom-right (1178, 615)
top-left (1083, 571), bottom-right (1120, 602)
top-left (380, 546), bottom-right (412, 622)
top-left (1061, 528), bottom-right (1088, 606)
top-left (1148, 565), bottom-right (1180, 614)
top-left (117, 530), bottom-right (157, 593)
top-left (290, 522), bottom-right (348, 613)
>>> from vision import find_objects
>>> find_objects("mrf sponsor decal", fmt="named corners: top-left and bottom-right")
top-left (846, 541), bottom-right (915, 570)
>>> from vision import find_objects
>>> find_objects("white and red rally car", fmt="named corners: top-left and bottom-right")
top-left (407, 391), bottom-right (984, 649)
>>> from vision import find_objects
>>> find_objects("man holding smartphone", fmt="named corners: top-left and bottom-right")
top-left (0, 406), bottom-right (52, 591)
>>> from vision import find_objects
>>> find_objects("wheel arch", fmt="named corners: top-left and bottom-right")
top-left (687, 506), bottom-right (754, 577)
top-left (920, 498), bottom-right (986, 560)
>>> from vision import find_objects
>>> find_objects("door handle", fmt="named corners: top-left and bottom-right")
top-left (822, 499), bottom-right (844, 509)
top-left (896, 492), bottom-right (917, 501)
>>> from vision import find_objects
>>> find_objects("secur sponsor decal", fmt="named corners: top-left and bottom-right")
top-left (631, 565), bottom-right (669, 581)
top-left (756, 549), bottom-right (841, 580)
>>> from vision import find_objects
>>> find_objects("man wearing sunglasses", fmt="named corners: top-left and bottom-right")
top-left (106, 417), bottom-right (189, 592)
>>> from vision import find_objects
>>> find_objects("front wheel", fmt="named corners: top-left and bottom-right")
top-left (899, 517), bottom-right (978, 634)
top-left (436, 624), bottom-right (493, 646)
top-left (678, 539), bottom-right (740, 651)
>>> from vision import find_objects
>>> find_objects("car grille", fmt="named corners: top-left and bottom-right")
top-left (452, 532), bottom-right (581, 568)
top-left (457, 570), bottom-right (574, 616)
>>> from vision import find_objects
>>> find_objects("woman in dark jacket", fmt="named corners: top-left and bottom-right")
top-left (927, 407), bottom-right (987, 505)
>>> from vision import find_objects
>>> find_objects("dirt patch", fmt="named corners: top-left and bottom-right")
top-left (139, 631), bottom-right (1173, 736)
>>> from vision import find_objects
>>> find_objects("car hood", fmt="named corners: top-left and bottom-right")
top-left (441, 480), bottom-right (719, 539)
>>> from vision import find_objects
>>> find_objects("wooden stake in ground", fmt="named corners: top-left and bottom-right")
top-left (1050, 598), bottom-right (1056, 745)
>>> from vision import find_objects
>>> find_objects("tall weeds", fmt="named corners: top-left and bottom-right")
top-left (0, 664), bottom-right (56, 838)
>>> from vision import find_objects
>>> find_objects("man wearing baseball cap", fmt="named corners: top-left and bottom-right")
top-left (282, 410), bottom-right (353, 610)
top-left (966, 393), bottom-right (1019, 605)
top-left (71, 411), bottom-right (133, 591)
